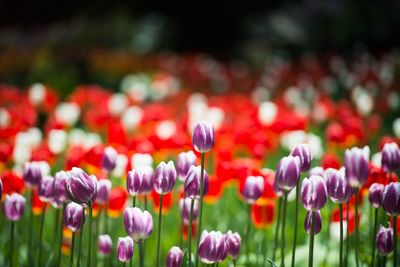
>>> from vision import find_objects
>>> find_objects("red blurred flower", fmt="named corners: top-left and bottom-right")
top-left (182, 222), bottom-right (197, 240)
top-left (1, 171), bottom-right (24, 195)
top-left (108, 186), bottom-right (128, 217)
top-left (32, 189), bottom-right (46, 215)
top-left (321, 152), bottom-right (341, 170)
top-left (152, 191), bottom-right (173, 213)
top-left (251, 201), bottom-right (275, 228)
top-left (331, 204), bottom-right (356, 234)
top-left (204, 177), bottom-right (223, 204)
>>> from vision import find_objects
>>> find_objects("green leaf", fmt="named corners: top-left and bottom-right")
top-left (266, 258), bottom-right (277, 267)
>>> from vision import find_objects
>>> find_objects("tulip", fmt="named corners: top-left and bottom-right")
top-left (154, 161), bottom-right (177, 266)
top-left (381, 142), bottom-right (400, 173)
top-left (23, 161), bottom-right (42, 187)
top-left (64, 202), bottom-right (85, 266)
top-left (275, 155), bottom-right (301, 192)
top-left (4, 193), bottom-right (26, 221)
top-left (177, 150), bottom-right (197, 181)
top-left (225, 231), bottom-right (241, 260)
top-left (117, 236), bottom-right (134, 263)
top-left (96, 179), bottom-right (112, 205)
top-left (124, 207), bottom-right (153, 242)
top-left (198, 230), bottom-right (228, 264)
top-left (291, 143), bottom-right (313, 172)
top-left (53, 171), bottom-right (69, 206)
top-left (166, 246), bottom-right (184, 267)
top-left (344, 146), bottom-right (370, 188)
top-left (326, 168), bottom-right (354, 204)
top-left (192, 120), bottom-right (215, 153)
top-left (98, 234), bottom-right (112, 255)
top-left (301, 175), bottom-right (327, 211)
top-left (102, 146), bottom-right (117, 172)
top-left (184, 165), bottom-right (210, 199)
top-left (304, 210), bottom-right (322, 235)
top-left (369, 183), bottom-right (385, 266)
top-left (124, 207), bottom-right (153, 267)
top-left (179, 198), bottom-right (199, 224)
top-left (5, 193), bottom-right (25, 267)
top-left (382, 182), bottom-right (400, 267)
top-left (376, 225), bottom-right (394, 256)
top-left (66, 167), bottom-right (98, 204)
top-left (242, 176), bottom-right (264, 204)
top-left (290, 144), bottom-right (312, 267)
top-left (326, 168), bottom-right (353, 267)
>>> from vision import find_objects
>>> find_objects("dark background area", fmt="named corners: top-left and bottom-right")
top-left (1, 0), bottom-right (400, 55)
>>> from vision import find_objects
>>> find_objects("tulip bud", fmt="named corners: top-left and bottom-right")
top-left (275, 155), bottom-right (301, 191)
top-left (54, 171), bottom-right (69, 205)
top-left (96, 179), bottom-right (112, 205)
top-left (192, 120), bottom-right (215, 153)
top-left (23, 161), bottom-right (42, 187)
top-left (154, 161), bottom-right (177, 195)
top-left (179, 198), bottom-right (199, 224)
top-left (304, 210), bottom-right (322, 235)
top-left (38, 175), bottom-right (55, 203)
top-left (184, 165), bottom-right (209, 199)
top-left (126, 168), bottom-right (152, 196)
top-left (177, 151), bottom-right (197, 181)
top-left (368, 183), bottom-right (385, 208)
top-left (382, 182), bottom-right (400, 216)
top-left (376, 225), bottom-right (394, 256)
top-left (124, 207), bottom-right (153, 242)
top-left (198, 230), bottom-right (228, 264)
top-left (242, 176), bottom-right (264, 204)
top-left (326, 168), bottom-right (354, 203)
top-left (301, 175), bottom-right (327, 211)
top-left (225, 230), bottom-right (241, 259)
top-left (98, 234), bottom-right (113, 255)
top-left (64, 202), bottom-right (85, 232)
top-left (102, 147), bottom-right (117, 172)
top-left (381, 142), bottom-right (400, 172)
top-left (344, 146), bottom-right (370, 188)
top-left (291, 144), bottom-right (313, 172)
top-left (166, 246), bottom-right (184, 267)
top-left (141, 166), bottom-right (154, 195)
top-left (4, 193), bottom-right (26, 221)
top-left (66, 167), bottom-right (98, 204)
top-left (117, 236), bottom-right (134, 262)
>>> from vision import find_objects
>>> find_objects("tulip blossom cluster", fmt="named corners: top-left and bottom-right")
top-left (1, 52), bottom-right (400, 267)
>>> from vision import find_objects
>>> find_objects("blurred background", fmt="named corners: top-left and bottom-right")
top-left (1, 0), bottom-right (400, 94)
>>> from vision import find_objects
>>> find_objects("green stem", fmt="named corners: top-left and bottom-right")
top-left (308, 211), bottom-right (315, 267)
top-left (70, 232), bottom-right (75, 267)
top-left (291, 179), bottom-right (300, 267)
top-left (354, 188), bottom-right (360, 267)
top-left (87, 202), bottom-right (93, 267)
top-left (233, 259), bottom-right (236, 267)
top-left (129, 197), bottom-right (136, 267)
top-left (394, 215), bottom-right (397, 267)
top-left (188, 198), bottom-right (195, 266)
top-left (372, 208), bottom-right (378, 267)
top-left (10, 221), bottom-right (15, 267)
top-left (156, 195), bottom-right (164, 267)
top-left (281, 192), bottom-right (288, 267)
top-left (272, 197), bottom-right (283, 262)
top-left (195, 152), bottom-right (205, 267)
top-left (382, 255), bottom-right (387, 267)
top-left (345, 201), bottom-right (349, 267)
top-left (94, 209), bottom-right (100, 267)
top-left (38, 206), bottom-right (46, 266)
top-left (27, 189), bottom-right (34, 265)
top-left (54, 208), bottom-right (60, 244)
top-left (246, 203), bottom-right (252, 264)
top-left (339, 203), bottom-right (343, 267)
top-left (57, 204), bottom-right (66, 267)
top-left (179, 210), bottom-right (184, 248)
top-left (138, 241), bottom-right (144, 267)
top-left (77, 209), bottom-right (85, 267)
top-left (143, 196), bottom-right (147, 261)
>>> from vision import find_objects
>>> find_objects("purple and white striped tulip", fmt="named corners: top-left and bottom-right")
top-left (368, 183), bottom-right (385, 208)
top-left (98, 234), bottom-right (112, 255)
top-left (304, 210), bottom-right (322, 235)
top-left (344, 146), bottom-right (370, 188)
top-left (117, 236), bottom-right (134, 262)
top-left (102, 146), bottom-right (117, 172)
top-left (38, 175), bottom-right (55, 203)
top-left (198, 230), bottom-right (228, 264)
top-left (301, 175), bottom-right (327, 211)
top-left (381, 142), bottom-right (400, 172)
top-left (326, 168), bottom-right (353, 203)
top-left (66, 167), bottom-right (98, 204)
top-left (192, 121), bottom-right (215, 153)
top-left (241, 176), bottom-right (264, 204)
top-left (291, 143), bottom-right (313, 172)
top-left (179, 198), bottom-right (199, 224)
top-left (382, 182), bottom-right (400, 216)
top-left (184, 165), bottom-right (209, 199)
top-left (95, 179), bottom-right (112, 205)
top-left (153, 161), bottom-right (177, 195)
top-left (23, 161), bottom-right (42, 187)
top-left (376, 225), bottom-right (394, 256)
top-left (177, 150), bottom-right (197, 181)
top-left (166, 246), bottom-right (184, 267)
top-left (124, 207), bottom-right (153, 242)
top-left (225, 231), bottom-right (241, 259)
top-left (4, 193), bottom-right (26, 221)
top-left (275, 155), bottom-right (301, 192)
top-left (64, 202), bottom-right (85, 232)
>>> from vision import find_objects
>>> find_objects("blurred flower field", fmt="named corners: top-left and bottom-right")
top-left (0, 51), bottom-right (400, 267)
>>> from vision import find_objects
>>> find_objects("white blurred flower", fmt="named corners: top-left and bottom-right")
top-left (205, 107), bottom-right (225, 130)
top-left (68, 129), bottom-right (87, 146)
top-left (48, 129), bottom-right (67, 154)
top-left (55, 102), bottom-right (80, 126)
top-left (131, 153), bottom-right (153, 170)
top-left (121, 106), bottom-right (143, 131)
top-left (330, 221), bottom-right (348, 241)
top-left (0, 108), bottom-right (10, 128)
top-left (112, 154), bottom-right (128, 177)
top-left (251, 86), bottom-right (270, 104)
top-left (37, 161), bottom-right (51, 177)
top-left (258, 101), bottom-right (277, 126)
top-left (156, 120), bottom-right (176, 140)
top-left (84, 133), bottom-right (102, 150)
top-left (371, 152), bottom-right (382, 168)
top-left (108, 93), bottom-right (128, 116)
top-left (394, 118), bottom-right (400, 137)
top-left (306, 133), bottom-right (323, 159)
top-left (284, 86), bottom-right (301, 106)
top-left (28, 83), bottom-right (46, 106)
top-left (387, 91), bottom-right (400, 111)
top-left (121, 74), bottom-right (150, 102)
top-left (15, 128), bottom-right (42, 150)
top-left (280, 130), bottom-right (307, 151)
top-left (352, 86), bottom-right (373, 116)
top-left (13, 144), bottom-right (31, 165)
